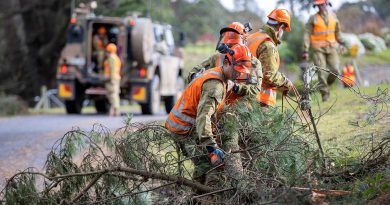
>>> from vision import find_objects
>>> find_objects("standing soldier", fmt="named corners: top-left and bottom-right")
top-left (247, 8), bottom-right (294, 107)
top-left (93, 26), bottom-right (109, 73)
top-left (166, 44), bottom-right (252, 185)
top-left (302, 0), bottom-right (347, 101)
top-left (104, 43), bottom-right (121, 116)
top-left (187, 22), bottom-right (263, 104)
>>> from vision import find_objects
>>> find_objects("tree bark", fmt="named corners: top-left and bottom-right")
top-left (0, 0), bottom-right (70, 102)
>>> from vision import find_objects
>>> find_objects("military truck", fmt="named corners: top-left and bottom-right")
top-left (57, 6), bottom-right (184, 115)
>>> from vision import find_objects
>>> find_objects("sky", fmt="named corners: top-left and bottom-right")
top-left (220, 0), bottom-right (362, 21)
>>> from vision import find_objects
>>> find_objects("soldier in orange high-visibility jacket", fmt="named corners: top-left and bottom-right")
top-left (104, 43), bottom-right (121, 116)
top-left (247, 8), bottom-right (294, 107)
top-left (341, 64), bottom-right (356, 87)
top-left (166, 44), bottom-right (252, 184)
top-left (303, 0), bottom-right (347, 101)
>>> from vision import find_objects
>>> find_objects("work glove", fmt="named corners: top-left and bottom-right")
top-left (206, 144), bottom-right (224, 166)
top-left (232, 83), bottom-right (239, 93)
top-left (191, 72), bottom-right (201, 81)
top-left (282, 78), bottom-right (294, 96)
top-left (227, 80), bottom-right (240, 93)
top-left (302, 51), bottom-right (309, 61)
top-left (191, 68), bottom-right (205, 81)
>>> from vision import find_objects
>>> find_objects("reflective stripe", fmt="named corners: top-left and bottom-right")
top-left (247, 35), bottom-right (267, 48)
top-left (166, 117), bottom-right (192, 131)
top-left (187, 70), bottom-right (224, 87)
top-left (312, 30), bottom-right (335, 35)
top-left (171, 99), bottom-right (196, 124)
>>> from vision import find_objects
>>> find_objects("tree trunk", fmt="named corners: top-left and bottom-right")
top-left (0, 0), bottom-right (70, 102)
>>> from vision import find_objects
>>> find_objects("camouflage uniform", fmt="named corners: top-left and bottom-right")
top-left (173, 79), bottom-right (243, 186)
top-left (93, 34), bottom-right (108, 72)
top-left (187, 54), bottom-right (263, 99)
top-left (255, 25), bottom-right (288, 89)
top-left (104, 54), bottom-right (121, 111)
top-left (304, 11), bottom-right (346, 98)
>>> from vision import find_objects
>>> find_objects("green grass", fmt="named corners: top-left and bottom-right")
top-left (300, 84), bottom-right (389, 144)
top-left (341, 49), bottom-right (390, 66)
top-left (183, 42), bottom-right (215, 74)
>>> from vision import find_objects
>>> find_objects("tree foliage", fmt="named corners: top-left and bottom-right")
top-left (1, 78), bottom-right (389, 204)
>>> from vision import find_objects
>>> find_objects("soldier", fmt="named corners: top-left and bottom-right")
top-left (187, 22), bottom-right (263, 105)
top-left (302, 0), bottom-right (347, 101)
top-left (166, 44), bottom-right (252, 185)
top-left (93, 26), bottom-right (109, 73)
top-left (104, 43), bottom-right (121, 116)
top-left (247, 8), bottom-right (294, 107)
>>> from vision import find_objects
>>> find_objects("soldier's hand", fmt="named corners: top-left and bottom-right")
top-left (339, 45), bottom-right (346, 54)
top-left (282, 79), bottom-right (294, 96)
top-left (206, 144), bottom-right (224, 166)
top-left (302, 51), bottom-right (309, 61)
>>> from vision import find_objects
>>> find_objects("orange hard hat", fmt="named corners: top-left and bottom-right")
top-left (98, 26), bottom-right (107, 34)
top-left (222, 31), bottom-right (244, 44)
top-left (267, 8), bottom-right (291, 32)
top-left (106, 43), bottom-right (117, 53)
top-left (220, 22), bottom-right (245, 35)
top-left (314, 0), bottom-right (328, 5)
top-left (226, 44), bottom-right (252, 74)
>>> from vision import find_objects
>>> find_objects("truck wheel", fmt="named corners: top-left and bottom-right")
top-left (94, 98), bottom-right (110, 114)
top-left (131, 18), bottom-right (155, 64)
top-left (164, 76), bottom-right (184, 113)
top-left (65, 83), bottom-right (84, 114)
top-left (65, 98), bottom-right (83, 114)
top-left (141, 75), bottom-right (160, 115)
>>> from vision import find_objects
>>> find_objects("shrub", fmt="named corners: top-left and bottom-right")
top-left (0, 94), bottom-right (28, 116)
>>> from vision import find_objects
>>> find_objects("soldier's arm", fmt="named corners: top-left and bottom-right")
top-left (196, 79), bottom-right (224, 146)
top-left (335, 21), bottom-right (347, 46)
top-left (234, 57), bottom-right (262, 97)
top-left (186, 54), bottom-right (217, 83)
top-left (303, 16), bottom-right (314, 53)
top-left (258, 41), bottom-right (287, 87)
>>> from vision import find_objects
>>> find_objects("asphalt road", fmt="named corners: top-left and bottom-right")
top-left (0, 112), bottom-right (167, 187)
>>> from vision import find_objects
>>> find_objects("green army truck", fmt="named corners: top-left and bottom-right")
top-left (57, 6), bottom-right (184, 115)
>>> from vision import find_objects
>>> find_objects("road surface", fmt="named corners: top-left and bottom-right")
top-left (0, 112), bottom-right (167, 187)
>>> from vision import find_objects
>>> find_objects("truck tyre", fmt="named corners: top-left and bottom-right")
top-left (94, 98), bottom-right (110, 114)
top-left (131, 18), bottom-right (155, 64)
top-left (141, 75), bottom-right (161, 115)
top-left (164, 76), bottom-right (184, 113)
top-left (65, 82), bottom-right (84, 114)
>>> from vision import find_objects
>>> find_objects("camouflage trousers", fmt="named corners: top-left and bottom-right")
top-left (105, 80), bottom-right (120, 109)
top-left (171, 124), bottom-right (244, 189)
top-left (313, 47), bottom-right (340, 96)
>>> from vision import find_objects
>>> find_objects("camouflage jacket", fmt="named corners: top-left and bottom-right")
top-left (254, 25), bottom-right (287, 87)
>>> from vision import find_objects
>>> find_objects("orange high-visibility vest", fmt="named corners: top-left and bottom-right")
top-left (342, 65), bottom-right (356, 87)
top-left (165, 67), bottom-right (226, 135)
top-left (104, 54), bottom-right (121, 81)
top-left (310, 12), bottom-right (338, 48)
top-left (247, 32), bottom-right (280, 106)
